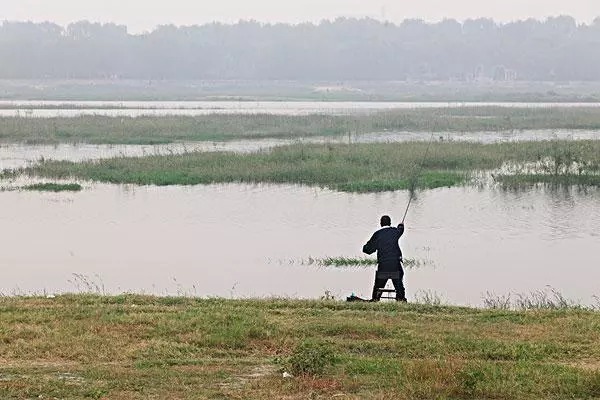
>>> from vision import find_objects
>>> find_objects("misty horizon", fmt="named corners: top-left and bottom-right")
top-left (1, 0), bottom-right (600, 33)
top-left (0, 14), bottom-right (600, 36)
top-left (2, 16), bottom-right (600, 82)
top-left (2, 15), bottom-right (600, 34)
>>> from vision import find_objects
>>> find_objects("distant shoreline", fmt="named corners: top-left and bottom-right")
top-left (2, 79), bottom-right (600, 102)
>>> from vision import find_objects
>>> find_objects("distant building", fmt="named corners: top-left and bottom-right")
top-left (493, 65), bottom-right (517, 81)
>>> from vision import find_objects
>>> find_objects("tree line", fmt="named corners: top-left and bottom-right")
top-left (1, 16), bottom-right (600, 81)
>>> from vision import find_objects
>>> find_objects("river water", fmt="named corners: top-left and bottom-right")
top-left (0, 183), bottom-right (598, 306)
top-left (0, 107), bottom-right (598, 305)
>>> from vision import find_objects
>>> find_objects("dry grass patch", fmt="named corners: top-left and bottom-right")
top-left (1, 296), bottom-right (599, 399)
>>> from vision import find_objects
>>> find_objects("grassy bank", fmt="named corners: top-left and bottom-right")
top-left (10, 140), bottom-right (600, 191)
top-left (0, 295), bottom-right (598, 399)
top-left (2, 107), bottom-right (600, 144)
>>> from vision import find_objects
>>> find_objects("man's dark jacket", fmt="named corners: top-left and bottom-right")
top-left (362, 224), bottom-right (404, 271)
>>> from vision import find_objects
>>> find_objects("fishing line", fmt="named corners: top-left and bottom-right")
top-left (401, 131), bottom-right (437, 224)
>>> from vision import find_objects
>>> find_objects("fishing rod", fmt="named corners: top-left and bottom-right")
top-left (401, 131), bottom-right (437, 224)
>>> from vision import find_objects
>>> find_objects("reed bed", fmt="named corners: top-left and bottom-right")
top-left (1, 106), bottom-right (600, 144)
top-left (10, 140), bottom-right (600, 191)
top-left (21, 183), bottom-right (83, 192)
top-left (482, 288), bottom-right (587, 311)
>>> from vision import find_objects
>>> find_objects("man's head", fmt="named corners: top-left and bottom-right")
top-left (380, 215), bottom-right (391, 227)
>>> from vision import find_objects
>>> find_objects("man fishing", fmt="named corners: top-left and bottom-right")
top-left (362, 215), bottom-right (407, 302)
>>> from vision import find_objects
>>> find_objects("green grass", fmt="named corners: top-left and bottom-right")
top-left (21, 183), bottom-right (83, 192)
top-left (0, 295), bottom-right (598, 399)
top-left (301, 257), bottom-right (428, 269)
top-left (10, 140), bottom-right (600, 192)
top-left (2, 106), bottom-right (600, 144)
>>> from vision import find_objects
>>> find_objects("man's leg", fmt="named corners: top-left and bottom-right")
top-left (371, 277), bottom-right (388, 301)
top-left (392, 270), bottom-right (407, 302)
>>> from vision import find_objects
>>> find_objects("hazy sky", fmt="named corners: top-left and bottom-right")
top-left (1, 0), bottom-right (599, 33)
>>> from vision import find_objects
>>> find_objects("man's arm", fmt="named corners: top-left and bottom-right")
top-left (362, 233), bottom-right (377, 255)
top-left (397, 223), bottom-right (405, 237)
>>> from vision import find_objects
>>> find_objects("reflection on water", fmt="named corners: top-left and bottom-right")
top-left (0, 184), bottom-right (598, 306)
top-left (0, 141), bottom-right (289, 170)
top-left (2, 128), bottom-right (599, 170)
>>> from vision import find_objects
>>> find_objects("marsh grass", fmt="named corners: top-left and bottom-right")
top-left (494, 139), bottom-right (600, 187)
top-left (12, 139), bottom-right (600, 191)
top-left (21, 182), bottom-right (82, 192)
top-left (67, 273), bottom-right (106, 295)
top-left (0, 295), bottom-right (599, 399)
top-left (2, 106), bottom-right (600, 144)
top-left (413, 290), bottom-right (445, 306)
top-left (298, 256), bottom-right (429, 269)
top-left (482, 292), bottom-right (513, 310)
top-left (482, 288), bottom-right (595, 311)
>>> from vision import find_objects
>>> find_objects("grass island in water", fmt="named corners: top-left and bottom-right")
top-left (21, 182), bottom-right (83, 192)
top-left (8, 140), bottom-right (600, 192)
top-left (1, 107), bottom-right (600, 145)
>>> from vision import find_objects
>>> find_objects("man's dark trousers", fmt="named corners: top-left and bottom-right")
top-left (372, 260), bottom-right (406, 301)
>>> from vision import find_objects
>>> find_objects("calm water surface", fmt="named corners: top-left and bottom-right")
top-left (1, 120), bottom-right (598, 305)
top-left (1, 184), bottom-right (598, 306)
